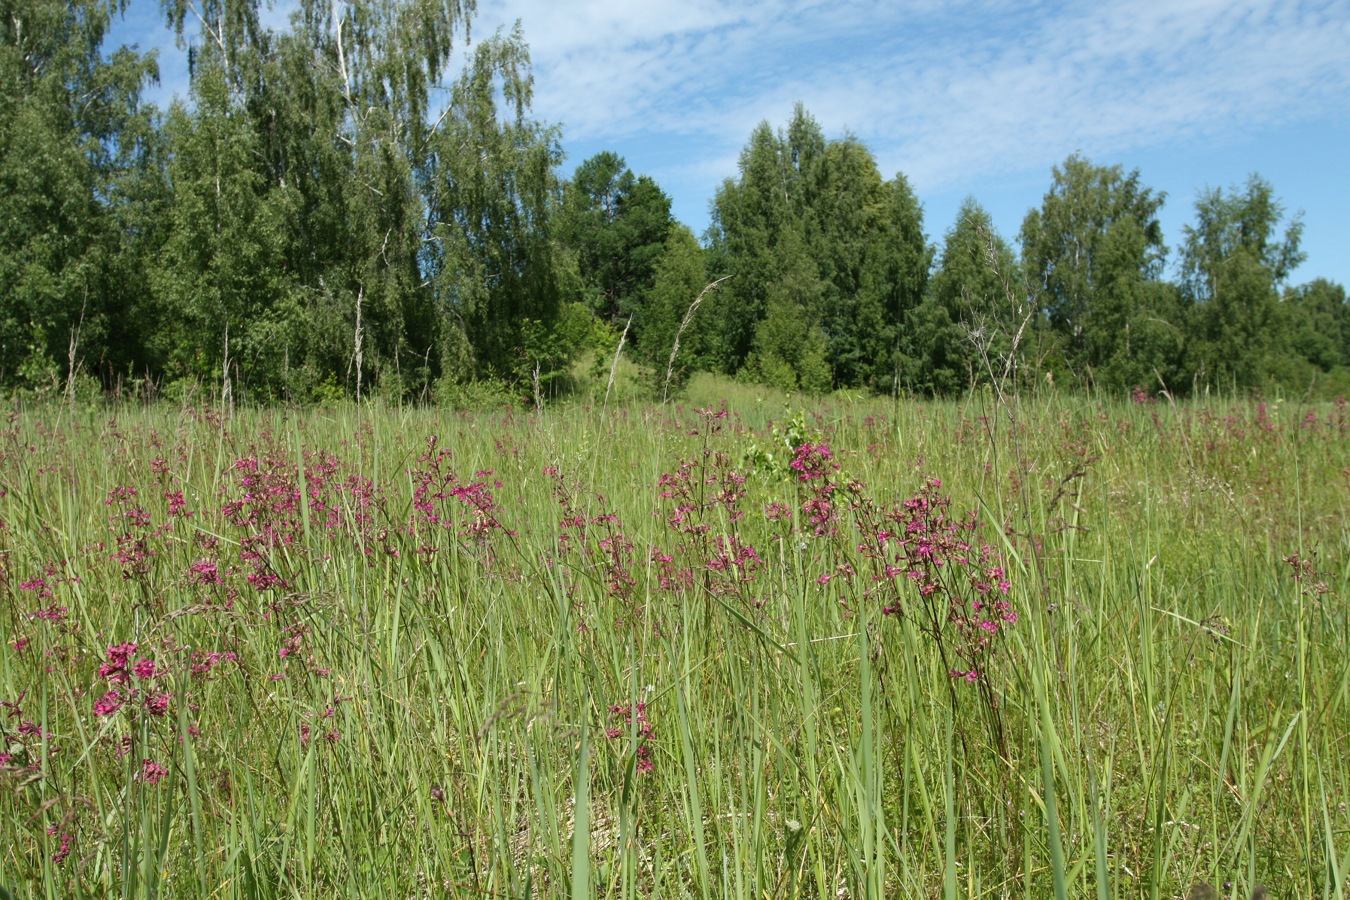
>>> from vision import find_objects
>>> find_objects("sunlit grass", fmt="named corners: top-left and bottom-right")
top-left (0, 389), bottom-right (1346, 898)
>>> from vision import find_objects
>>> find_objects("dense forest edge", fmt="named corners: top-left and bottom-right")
top-left (3, 0), bottom-right (1348, 406)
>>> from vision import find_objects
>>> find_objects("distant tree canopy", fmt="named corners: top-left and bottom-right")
top-left (919, 198), bottom-right (1023, 394)
top-left (706, 105), bottom-right (930, 393)
top-left (0, 2), bottom-right (1344, 403)
top-left (0, 0), bottom-right (160, 388)
top-left (555, 151), bottom-right (673, 332)
top-left (1020, 155), bottom-right (1174, 390)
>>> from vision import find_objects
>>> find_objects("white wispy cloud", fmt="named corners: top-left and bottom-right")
top-left (127, 0), bottom-right (1350, 190)
top-left (470, 0), bottom-right (1349, 197)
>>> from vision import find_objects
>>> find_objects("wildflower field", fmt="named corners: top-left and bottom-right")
top-left (1, 390), bottom-right (1347, 899)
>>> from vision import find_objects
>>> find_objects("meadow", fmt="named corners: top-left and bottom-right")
top-left (1, 384), bottom-right (1347, 899)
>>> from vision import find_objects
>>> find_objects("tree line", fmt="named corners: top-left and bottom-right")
top-left (3, 0), bottom-right (1346, 404)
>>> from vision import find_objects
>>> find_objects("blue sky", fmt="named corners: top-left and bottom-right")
top-left (111, 0), bottom-right (1350, 288)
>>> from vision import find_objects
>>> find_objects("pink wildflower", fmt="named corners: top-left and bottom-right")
top-left (93, 690), bottom-right (124, 717)
top-left (141, 759), bottom-right (168, 785)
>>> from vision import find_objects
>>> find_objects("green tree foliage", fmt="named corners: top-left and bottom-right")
top-left (1282, 279), bottom-right (1347, 373)
top-left (810, 138), bottom-right (930, 390)
top-left (427, 28), bottom-right (577, 389)
top-left (706, 120), bottom-right (794, 375)
top-left (742, 226), bottom-right (832, 393)
top-left (556, 152), bottom-right (673, 333)
top-left (151, 65), bottom-right (297, 395)
top-left (5, 5), bottom-right (1350, 405)
top-left (708, 104), bottom-right (929, 393)
top-left (1179, 175), bottom-right (1307, 390)
top-left (1093, 279), bottom-right (1187, 394)
top-left (1273, 278), bottom-right (1350, 396)
top-left (151, 0), bottom-right (478, 400)
top-left (1021, 155), bottom-right (1172, 387)
top-left (0, 0), bottom-right (159, 389)
top-left (913, 199), bottom-right (1023, 394)
top-left (635, 224), bottom-right (711, 391)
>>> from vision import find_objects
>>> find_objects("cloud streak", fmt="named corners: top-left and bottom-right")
top-left (471, 0), bottom-right (1349, 195)
top-left (125, 0), bottom-right (1350, 192)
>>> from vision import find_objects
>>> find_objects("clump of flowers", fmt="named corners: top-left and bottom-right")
top-left (221, 451), bottom-right (306, 593)
top-left (789, 441), bottom-right (837, 483)
top-left (789, 441), bottom-right (842, 537)
top-left (605, 702), bottom-right (655, 774)
top-left (106, 485), bottom-right (166, 584)
top-left (845, 477), bottom-right (1017, 675)
top-left (839, 476), bottom-right (1017, 754)
top-left (1284, 549), bottom-right (1336, 605)
top-left (2, 692), bottom-right (59, 772)
top-left (270, 622), bottom-right (331, 681)
top-left (882, 478), bottom-right (1016, 682)
top-left (654, 449), bottom-right (761, 606)
top-left (141, 758), bottom-right (169, 786)
top-left (18, 560), bottom-right (78, 627)
top-left (298, 696), bottom-right (349, 748)
top-left (409, 436), bottom-right (515, 566)
top-left (94, 642), bottom-right (172, 720)
top-left (48, 826), bottom-right (73, 865)
top-left (547, 467), bottom-right (647, 628)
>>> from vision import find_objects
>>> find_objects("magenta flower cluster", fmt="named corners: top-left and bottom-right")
top-left (605, 702), bottom-right (656, 774)
top-left (94, 642), bottom-right (172, 719)
top-left (859, 476), bottom-right (1016, 682)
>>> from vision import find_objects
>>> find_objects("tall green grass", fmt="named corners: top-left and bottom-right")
top-left (0, 390), bottom-right (1346, 898)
